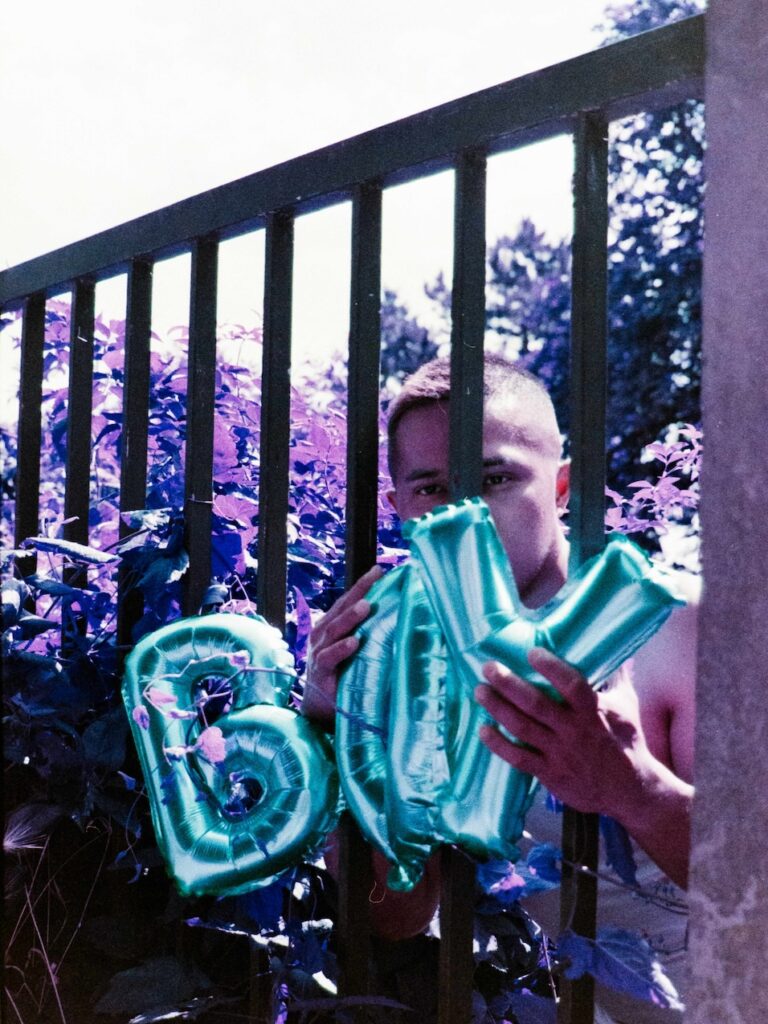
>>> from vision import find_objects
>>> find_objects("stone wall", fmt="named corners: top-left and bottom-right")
top-left (688, 2), bottom-right (768, 1021)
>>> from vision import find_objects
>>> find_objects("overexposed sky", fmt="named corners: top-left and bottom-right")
top-left (2, 0), bottom-right (611, 350)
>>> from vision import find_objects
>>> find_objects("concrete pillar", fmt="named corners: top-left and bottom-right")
top-left (688, 2), bottom-right (768, 1021)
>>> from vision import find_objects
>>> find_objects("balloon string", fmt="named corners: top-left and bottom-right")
top-left (541, 939), bottom-right (559, 1004)
top-left (368, 879), bottom-right (387, 905)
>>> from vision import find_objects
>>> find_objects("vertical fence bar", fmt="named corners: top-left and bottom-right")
top-left (256, 211), bottom-right (294, 630)
top-left (63, 279), bottom-right (96, 549)
top-left (14, 293), bottom-right (46, 575)
top-left (336, 181), bottom-right (383, 1003)
top-left (568, 111), bottom-right (609, 566)
top-left (252, 211), bottom-right (294, 1023)
top-left (448, 148), bottom-right (487, 500)
top-left (345, 183), bottom-right (382, 583)
top-left (176, 237), bottom-right (219, 978)
top-left (182, 237), bottom-right (219, 617)
top-left (61, 279), bottom-right (95, 646)
top-left (117, 258), bottom-right (153, 648)
top-left (441, 146), bottom-right (488, 1024)
top-left (558, 110), bottom-right (609, 1024)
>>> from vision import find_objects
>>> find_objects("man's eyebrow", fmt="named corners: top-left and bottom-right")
top-left (403, 468), bottom-right (442, 483)
top-left (482, 456), bottom-right (526, 470)
top-left (405, 458), bottom-right (525, 482)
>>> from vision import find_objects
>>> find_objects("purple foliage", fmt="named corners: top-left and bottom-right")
top-left (2, 303), bottom-right (697, 1023)
top-left (557, 927), bottom-right (683, 1010)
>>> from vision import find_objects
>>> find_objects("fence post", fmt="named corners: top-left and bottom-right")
top-left (688, 2), bottom-right (768, 1019)
top-left (14, 292), bottom-right (46, 573)
top-left (117, 258), bottom-right (153, 649)
top-left (558, 109), bottom-right (609, 1024)
top-left (441, 146), bottom-right (488, 1024)
top-left (336, 181), bottom-right (384, 1006)
top-left (183, 236), bottom-right (219, 616)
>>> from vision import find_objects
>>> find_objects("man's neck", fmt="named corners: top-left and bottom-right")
top-left (520, 540), bottom-right (570, 609)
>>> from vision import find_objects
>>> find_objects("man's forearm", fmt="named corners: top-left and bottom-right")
top-left (610, 758), bottom-right (693, 889)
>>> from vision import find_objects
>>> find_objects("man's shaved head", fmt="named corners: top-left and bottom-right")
top-left (386, 353), bottom-right (562, 481)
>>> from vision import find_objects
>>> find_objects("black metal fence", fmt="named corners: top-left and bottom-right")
top-left (0, 16), bottom-right (704, 1024)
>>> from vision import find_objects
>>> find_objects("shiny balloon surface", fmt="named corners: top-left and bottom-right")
top-left (123, 613), bottom-right (338, 896)
top-left (336, 497), bottom-right (683, 890)
top-left (124, 500), bottom-right (682, 896)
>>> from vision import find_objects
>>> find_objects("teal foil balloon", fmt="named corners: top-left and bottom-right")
top-left (384, 566), bottom-right (452, 890)
top-left (123, 613), bottom-right (339, 897)
top-left (404, 498), bottom-right (683, 696)
top-left (335, 565), bottom-right (408, 863)
top-left (337, 497), bottom-right (683, 892)
top-left (404, 498), bottom-right (683, 862)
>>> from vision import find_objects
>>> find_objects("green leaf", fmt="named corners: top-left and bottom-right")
top-left (23, 536), bottom-right (119, 564)
top-left (26, 574), bottom-right (91, 598)
top-left (93, 956), bottom-right (212, 1016)
top-left (83, 709), bottom-right (128, 770)
top-left (139, 548), bottom-right (189, 599)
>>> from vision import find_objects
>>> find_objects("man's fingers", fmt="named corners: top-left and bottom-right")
top-left (337, 564), bottom-right (383, 611)
top-left (480, 660), bottom-right (564, 729)
top-left (311, 634), bottom-right (360, 674)
top-left (311, 565), bottom-right (382, 643)
top-left (475, 683), bottom-right (553, 750)
top-left (527, 647), bottom-right (597, 712)
top-left (321, 599), bottom-right (372, 646)
top-left (479, 724), bottom-right (543, 776)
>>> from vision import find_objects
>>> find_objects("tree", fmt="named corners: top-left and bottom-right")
top-left (600, 0), bottom-right (705, 488)
top-left (418, 0), bottom-right (705, 492)
top-left (379, 287), bottom-right (438, 399)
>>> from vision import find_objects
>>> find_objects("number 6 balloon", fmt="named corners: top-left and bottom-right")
top-left (122, 613), bottom-right (339, 897)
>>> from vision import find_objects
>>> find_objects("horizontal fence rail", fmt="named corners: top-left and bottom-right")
top-left (0, 17), bottom-right (703, 307)
top-left (1, 16), bottom-right (705, 1024)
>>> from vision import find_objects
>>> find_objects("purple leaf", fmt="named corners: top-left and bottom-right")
top-left (557, 927), bottom-right (683, 1010)
top-left (292, 586), bottom-right (313, 660)
top-left (507, 992), bottom-right (556, 1024)
top-left (22, 536), bottom-right (119, 564)
top-left (195, 726), bottom-right (227, 764)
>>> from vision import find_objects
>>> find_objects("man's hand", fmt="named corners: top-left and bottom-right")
top-left (475, 647), bottom-right (692, 887)
top-left (301, 564), bottom-right (383, 728)
top-left (475, 648), bottom-right (646, 818)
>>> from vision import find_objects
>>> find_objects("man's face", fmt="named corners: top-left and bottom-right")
top-left (389, 395), bottom-right (570, 607)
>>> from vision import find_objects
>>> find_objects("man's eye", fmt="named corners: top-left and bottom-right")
top-left (483, 473), bottom-right (514, 488)
top-left (414, 483), bottom-right (446, 497)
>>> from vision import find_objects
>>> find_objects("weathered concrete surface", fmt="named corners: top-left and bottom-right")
top-left (688, 2), bottom-right (768, 1022)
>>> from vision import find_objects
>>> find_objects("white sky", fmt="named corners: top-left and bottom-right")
top-left (2, 0), bottom-right (611, 356)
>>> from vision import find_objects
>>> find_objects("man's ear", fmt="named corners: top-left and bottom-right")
top-left (556, 460), bottom-right (570, 510)
top-left (385, 488), bottom-right (398, 513)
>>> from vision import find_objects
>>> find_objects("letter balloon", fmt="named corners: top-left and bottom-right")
top-left (123, 613), bottom-right (339, 897)
top-left (336, 497), bottom-right (683, 891)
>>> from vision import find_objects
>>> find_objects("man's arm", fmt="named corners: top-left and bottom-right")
top-left (475, 646), bottom-right (693, 888)
top-left (300, 564), bottom-right (382, 728)
top-left (631, 591), bottom-right (699, 785)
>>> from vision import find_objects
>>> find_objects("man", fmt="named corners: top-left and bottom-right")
top-left (302, 353), bottom-right (696, 946)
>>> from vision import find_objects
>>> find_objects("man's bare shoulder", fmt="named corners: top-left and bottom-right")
top-left (631, 569), bottom-right (700, 780)
top-left (635, 570), bottom-right (700, 686)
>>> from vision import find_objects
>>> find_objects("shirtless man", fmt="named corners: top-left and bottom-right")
top-left (302, 354), bottom-right (696, 914)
